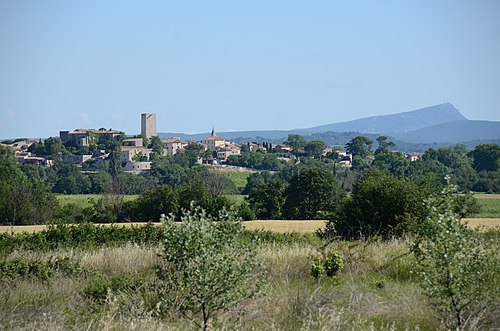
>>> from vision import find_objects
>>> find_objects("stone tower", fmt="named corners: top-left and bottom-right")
top-left (141, 113), bottom-right (157, 138)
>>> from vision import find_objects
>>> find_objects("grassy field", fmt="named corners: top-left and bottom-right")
top-left (220, 171), bottom-right (251, 193)
top-left (1, 237), bottom-right (497, 330)
top-left (223, 194), bottom-right (246, 205)
top-left (56, 194), bottom-right (139, 208)
top-left (473, 193), bottom-right (500, 218)
top-left (0, 240), bottom-right (435, 330)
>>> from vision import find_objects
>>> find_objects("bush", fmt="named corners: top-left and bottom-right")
top-left (133, 185), bottom-right (179, 221)
top-left (0, 222), bottom-right (163, 254)
top-left (156, 207), bottom-right (264, 330)
top-left (0, 256), bottom-right (86, 282)
top-left (84, 274), bottom-right (144, 303)
top-left (325, 170), bottom-right (434, 239)
top-left (412, 190), bottom-right (500, 330)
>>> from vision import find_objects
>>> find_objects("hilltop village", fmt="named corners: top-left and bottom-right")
top-left (1, 113), bottom-right (423, 173)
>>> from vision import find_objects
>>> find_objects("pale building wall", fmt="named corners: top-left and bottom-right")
top-left (141, 113), bottom-right (157, 138)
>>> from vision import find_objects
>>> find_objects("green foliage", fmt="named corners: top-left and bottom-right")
top-left (53, 163), bottom-right (91, 194)
top-left (345, 136), bottom-right (373, 158)
top-left (156, 207), bottom-right (263, 330)
top-left (327, 170), bottom-right (435, 239)
top-left (247, 179), bottom-right (286, 219)
top-left (283, 168), bottom-right (344, 220)
top-left (470, 143), bottom-right (500, 172)
top-left (284, 134), bottom-right (306, 155)
top-left (310, 257), bottom-right (325, 280)
top-left (0, 222), bottom-right (163, 254)
top-left (148, 157), bottom-right (187, 187)
top-left (304, 140), bottom-right (326, 158)
top-left (0, 256), bottom-right (86, 282)
top-left (226, 152), bottom-right (284, 171)
top-left (472, 170), bottom-right (500, 193)
top-left (372, 150), bottom-right (409, 175)
top-left (148, 136), bottom-right (164, 156)
top-left (0, 146), bottom-right (59, 225)
top-left (84, 274), bottom-right (144, 303)
top-left (242, 171), bottom-right (275, 194)
top-left (375, 135), bottom-right (396, 154)
top-left (310, 252), bottom-right (344, 281)
top-left (235, 200), bottom-right (256, 221)
top-left (132, 185), bottom-right (179, 221)
top-left (324, 251), bottom-right (344, 277)
top-left (412, 190), bottom-right (500, 330)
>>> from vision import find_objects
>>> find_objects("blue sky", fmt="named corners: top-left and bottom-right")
top-left (1, 0), bottom-right (499, 138)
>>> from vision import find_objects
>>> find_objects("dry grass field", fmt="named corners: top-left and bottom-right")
top-left (2, 219), bottom-right (499, 234)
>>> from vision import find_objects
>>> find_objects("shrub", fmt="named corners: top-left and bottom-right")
top-left (133, 185), bottom-right (179, 221)
top-left (0, 222), bottom-right (163, 254)
top-left (412, 190), bottom-right (500, 330)
top-left (324, 170), bottom-right (434, 239)
top-left (310, 249), bottom-right (344, 283)
top-left (156, 207), bottom-right (264, 331)
top-left (0, 256), bottom-right (86, 281)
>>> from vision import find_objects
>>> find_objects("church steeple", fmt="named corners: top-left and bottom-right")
top-left (211, 126), bottom-right (215, 137)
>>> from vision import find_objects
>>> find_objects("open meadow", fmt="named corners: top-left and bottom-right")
top-left (56, 194), bottom-right (140, 208)
top-left (1, 227), bottom-right (498, 331)
top-left (1, 192), bottom-right (499, 330)
top-left (472, 194), bottom-right (500, 218)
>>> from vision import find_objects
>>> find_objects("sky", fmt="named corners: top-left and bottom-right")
top-left (1, 0), bottom-right (500, 138)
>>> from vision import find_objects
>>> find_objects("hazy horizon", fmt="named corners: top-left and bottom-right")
top-left (1, 1), bottom-right (500, 138)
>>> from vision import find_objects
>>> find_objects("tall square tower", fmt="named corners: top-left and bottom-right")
top-left (141, 113), bottom-right (157, 138)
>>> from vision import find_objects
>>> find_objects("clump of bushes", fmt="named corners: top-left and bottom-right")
top-left (0, 222), bottom-right (163, 254)
top-left (0, 256), bottom-right (86, 281)
top-left (323, 170), bottom-right (481, 240)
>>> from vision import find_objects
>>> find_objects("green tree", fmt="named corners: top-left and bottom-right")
top-left (470, 143), bottom-right (500, 172)
top-left (148, 158), bottom-right (187, 187)
top-left (422, 145), bottom-right (477, 190)
top-left (53, 164), bottom-right (91, 194)
top-left (372, 150), bottom-right (409, 175)
top-left (247, 179), bottom-right (286, 219)
top-left (326, 170), bottom-right (434, 239)
top-left (375, 135), bottom-right (395, 154)
top-left (133, 185), bottom-right (179, 221)
top-left (44, 137), bottom-right (67, 162)
top-left (89, 171), bottom-right (113, 194)
top-left (148, 136), bottom-right (164, 158)
top-left (157, 207), bottom-right (263, 331)
top-left (0, 146), bottom-right (59, 225)
top-left (304, 140), bottom-right (327, 158)
top-left (106, 140), bottom-right (121, 176)
top-left (283, 168), bottom-right (343, 220)
top-left (284, 134), bottom-right (306, 155)
top-left (345, 136), bottom-right (373, 158)
top-left (412, 189), bottom-right (499, 330)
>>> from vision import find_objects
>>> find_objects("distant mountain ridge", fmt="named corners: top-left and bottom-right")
top-left (159, 103), bottom-right (500, 145)
top-left (392, 120), bottom-right (500, 143)
top-left (295, 103), bottom-right (467, 134)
